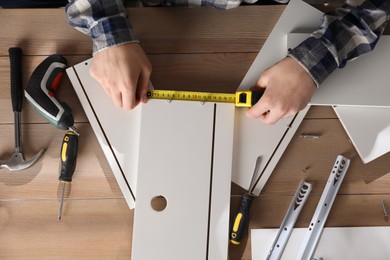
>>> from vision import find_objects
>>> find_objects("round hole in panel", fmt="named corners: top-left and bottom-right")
top-left (150, 195), bottom-right (168, 212)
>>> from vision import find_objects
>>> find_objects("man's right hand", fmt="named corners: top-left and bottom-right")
top-left (89, 43), bottom-right (152, 109)
top-left (246, 57), bottom-right (316, 125)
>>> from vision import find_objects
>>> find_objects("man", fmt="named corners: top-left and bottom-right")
top-left (65, 0), bottom-right (388, 124)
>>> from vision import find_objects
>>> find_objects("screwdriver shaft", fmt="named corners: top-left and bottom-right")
top-left (58, 182), bottom-right (66, 222)
top-left (382, 200), bottom-right (388, 222)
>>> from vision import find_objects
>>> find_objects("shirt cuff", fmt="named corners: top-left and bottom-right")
top-left (90, 15), bottom-right (140, 53)
top-left (287, 36), bottom-right (338, 87)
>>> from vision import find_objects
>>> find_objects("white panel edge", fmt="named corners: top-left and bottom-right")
top-left (252, 106), bottom-right (309, 196)
top-left (333, 106), bottom-right (390, 164)
top-left (66, 65), bottom-right (136, 209)
top-left (208, 103), bottom-right (235, 260)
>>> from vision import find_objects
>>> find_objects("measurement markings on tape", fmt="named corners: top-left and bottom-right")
top-left (146, 89), bottom-right (264, 108)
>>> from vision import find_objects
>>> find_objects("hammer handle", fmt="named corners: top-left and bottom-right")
top-left (9, 47), bottom-right (24, 112)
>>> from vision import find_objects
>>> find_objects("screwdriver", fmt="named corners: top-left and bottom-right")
top-left (230, 156), bottom-right (263, 245)
top-left (58, 130), bottom-right (78, 222)
top-left (25, 54), bottom-right (78, 135)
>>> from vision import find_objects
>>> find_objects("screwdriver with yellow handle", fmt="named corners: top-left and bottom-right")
top-left (230, 156), bottom-right (263, 245)
top-left (58, 130), bottom-right (78, 222)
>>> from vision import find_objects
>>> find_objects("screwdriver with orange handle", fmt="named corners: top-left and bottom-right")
top-left (58, 130), bottom-right (78, 222)
top-left (230, 156), bottom-right (263, 245)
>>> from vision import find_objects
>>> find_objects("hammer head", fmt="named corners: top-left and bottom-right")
top-left (0, 149), bottom-right (44, 171)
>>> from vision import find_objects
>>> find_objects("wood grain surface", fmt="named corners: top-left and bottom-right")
top-left (0, 4), bottom-right (389, 260)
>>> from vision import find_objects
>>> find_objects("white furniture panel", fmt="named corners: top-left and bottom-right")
top-left (132, 101), bottom-right (233, 260)
top-left (334, 106), bottom-right (390, 163)
top-left (67, 62), bottom-right (139, 209)
top-left (233, 107), bottom-right (309, 195)
top-left (233, 0), bottom-right (321, 194)
top-left (69, 62), bottom-right (233, 258)
top-left (209, 103), bottom-right (235, 260)
top-left (252, 227), bottom-right (390, 260)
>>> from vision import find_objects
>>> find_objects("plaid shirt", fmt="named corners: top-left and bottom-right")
top-left (65, 0), bottom-right (257, 52)
top-left (289, 0), bottom-right (390, 86)
top-left (66, 0), bottom-right (390, 86)
top-left (66, 0), bottom-right (138, 52)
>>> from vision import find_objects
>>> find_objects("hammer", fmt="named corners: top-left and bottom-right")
top-left (0, 48), bottom-right (44, 171)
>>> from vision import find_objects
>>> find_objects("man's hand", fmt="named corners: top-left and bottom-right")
top-left (246, 57), bottom-right (316, 125)
top-left (89, 43), bottom-right (152, 109)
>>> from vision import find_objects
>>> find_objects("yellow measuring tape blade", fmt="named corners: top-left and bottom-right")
top-left (146, 89), bottom-right (262, 107)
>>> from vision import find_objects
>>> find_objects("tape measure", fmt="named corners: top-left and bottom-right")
top-left (146, 89), bottom-right (264, 108)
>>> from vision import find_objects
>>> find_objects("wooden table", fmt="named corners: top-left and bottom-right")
top-left (0, 5), bottom-right (389, 259)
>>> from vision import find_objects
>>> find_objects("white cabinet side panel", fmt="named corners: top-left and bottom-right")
top-left (66, 67), bottom-right (140, 209)
top-left (333, 106), bottom-right (390, 163)
top-left (132, 100), bottom-right (214, 260)
top-left (252, 227), bottom-right (390, 260)
top-left (251, 106), bottom-right (309, 195)
top-left (209, 103), bottom-right (234, 260)
top-left (66, 65), bottom-right (137, 209)
top-left (288, 34), bottom-right (390, 107)
top-left (233, 0), bottom-right (322, 194)
top-left (233, 110), bottom-right (290, 192)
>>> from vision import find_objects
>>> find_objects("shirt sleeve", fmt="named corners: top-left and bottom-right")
top-left (288, 0), bottom-right (390, 87)
top-left (65, 0), bottom-right (139, 54)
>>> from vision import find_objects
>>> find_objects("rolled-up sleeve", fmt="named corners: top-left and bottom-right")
top-left (288, 0), bottom-right (390, 87)
top-left (66, 0), bottom-right (139, 53)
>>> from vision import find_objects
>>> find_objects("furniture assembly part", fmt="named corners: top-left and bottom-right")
top-left (132, 100), bottom-right (233, 260)
top-left (333, 106), bottom-right (390, 164)
top-left (297, 155), bottom-right (350, 260)
top-left (252, 227), bottom-right (390, 260)
top-left (233, 0), bottom-right (322, 194)
top-left (266, 181), bottom-right (312, 260)
top-left (288, 33), bottom-right (390, 107)
top-left (66, 60), bottom-right (140, 209)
